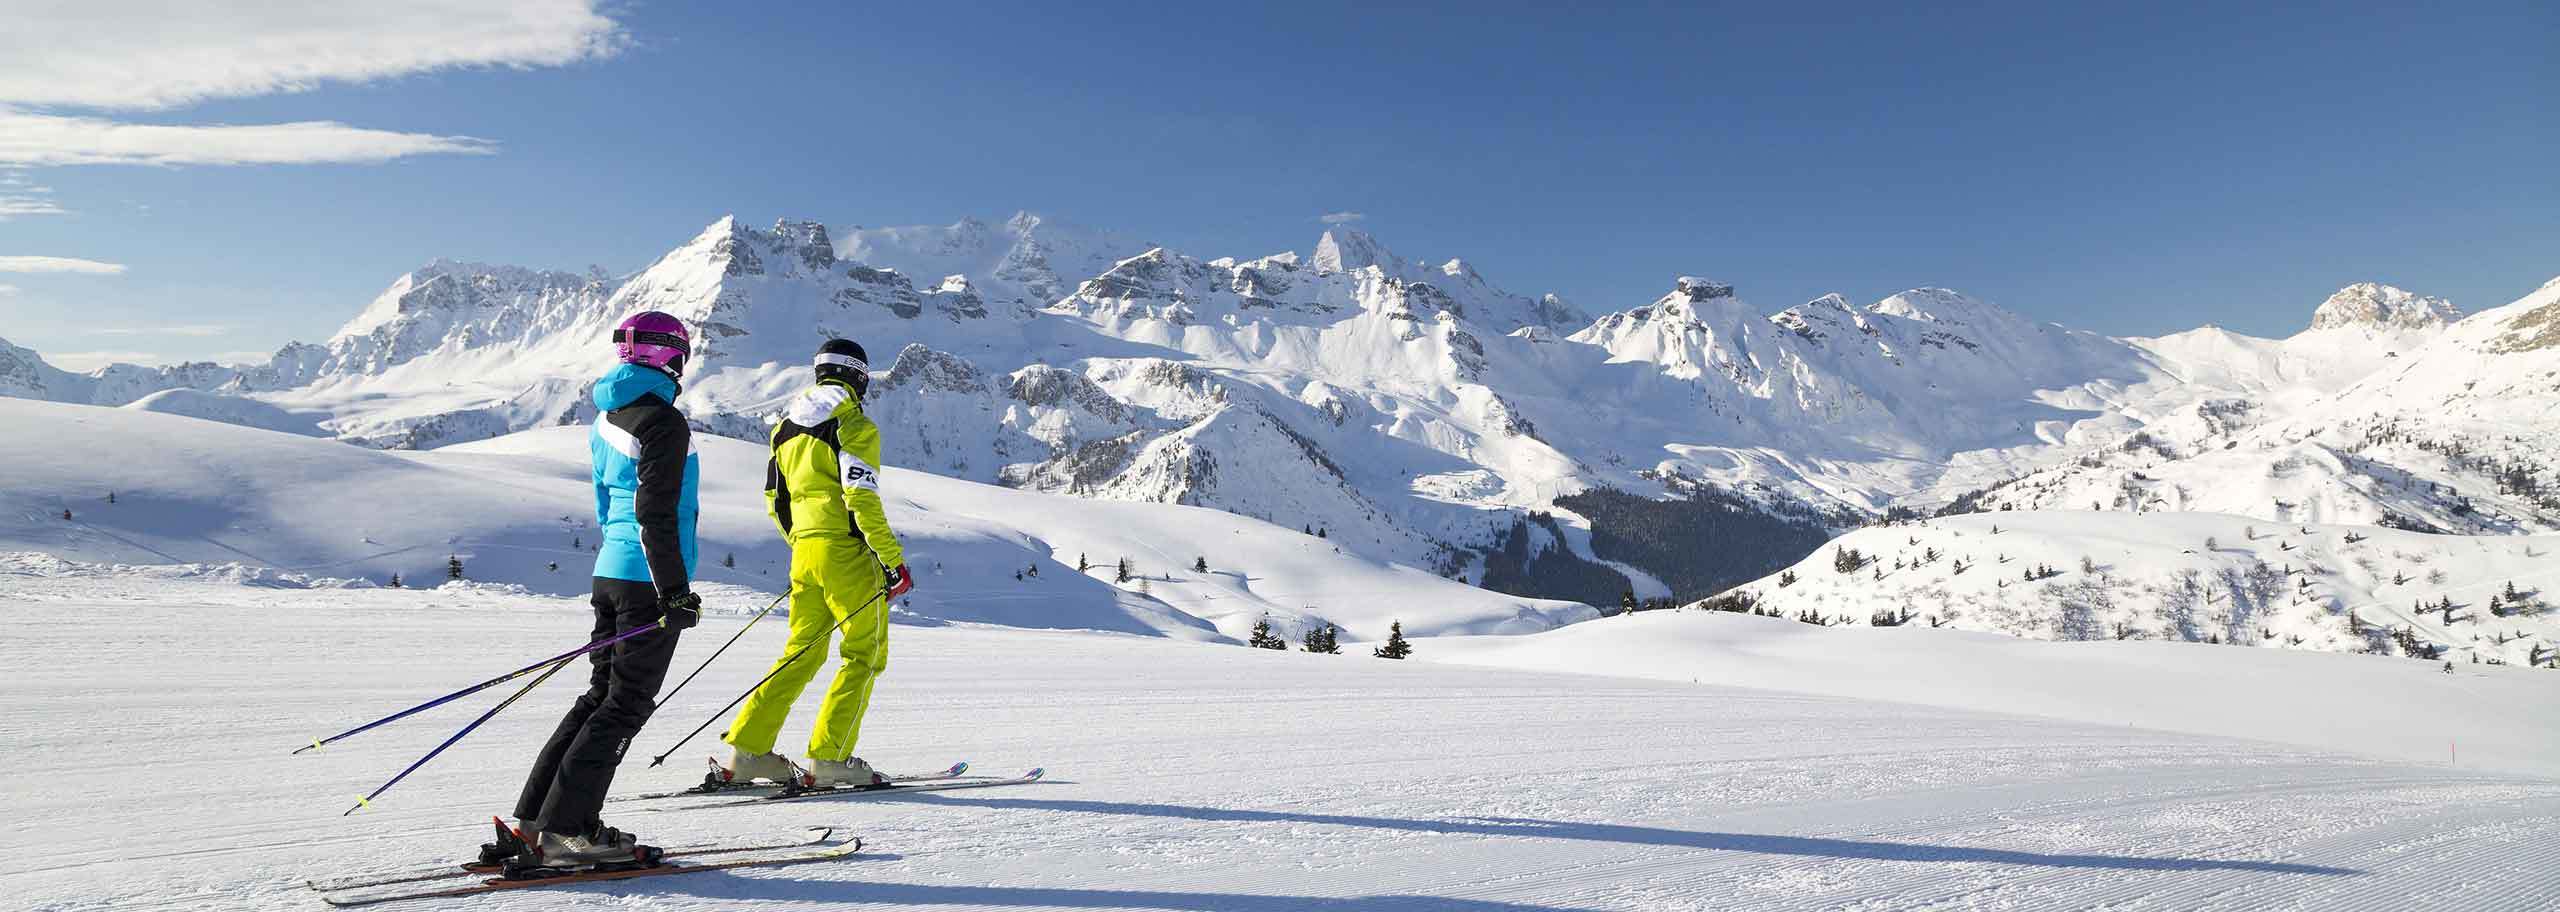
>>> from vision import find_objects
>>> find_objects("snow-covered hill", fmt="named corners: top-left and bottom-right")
top-left (0, 398), bottom-right (1586, 643)
top-left (1687, 510), bottom-right (2560, 668)
top-left (4, 207), bottom-right (2545, 608)
top-left (6, 568), bottom-right (2557, 911)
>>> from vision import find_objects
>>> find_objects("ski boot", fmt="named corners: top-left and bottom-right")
top-left (473, 817), bottom-right (532, 868)
top-left (713, 748), bottom-right (801, 786)
top-left (504, 823), bottom-right (663, 878)
top-left (803, 756), bottom-right (884, 789)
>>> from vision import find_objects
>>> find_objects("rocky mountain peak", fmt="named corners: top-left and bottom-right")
top-left (2306, 282), bottom-right (2459, 333)
top-left (1312, 227), bottom-right (1400, 275)
top-left (1672, 276), bottom-right (1736, 303)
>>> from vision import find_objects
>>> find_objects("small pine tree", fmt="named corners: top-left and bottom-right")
top-left (1317, 527), bottom-right (1327, 539)
top-left (1247, 616), bottom-right (1287, 650)
top-left (1372, 620), bottom-right (1412, 659)
top-left (1115, 557), bottom-right (1133, 583)
top-left (446, 554), bottom-right (464, 581)
top-left (1303, 622), bottom-right (1340, 654)
top-left (1620, 590), bottom-right (1638, 614)
top-left (1194, 555), bottom-right (1208, 573)
top-left (387, 572), bottom-right (403, 588)
top-left (573, 535), bottom-right (581, 550)
top-left (723, 552), bottom-right (736, 569)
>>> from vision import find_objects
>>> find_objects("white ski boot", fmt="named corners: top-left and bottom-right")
top-left (804, 756), bottom-right (883, 789)
top-left (718, 748), bottom-right (801, 785)
top-left (529, 823), bottom-right (656, 869)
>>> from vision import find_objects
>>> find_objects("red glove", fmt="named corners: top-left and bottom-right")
top-left (885, 564), bottom-right (914, 599)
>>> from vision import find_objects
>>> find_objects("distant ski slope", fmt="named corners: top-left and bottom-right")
top-left (0, 398), bottom-right (1586, 643)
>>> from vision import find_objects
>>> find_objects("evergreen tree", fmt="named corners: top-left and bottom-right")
top-left (387, 572), bottom-right (402, 588)
top-left (446, 554), bottom-right (464, 581)
top-left (1193, 555), bottom-right (1208, 573)
top-left (723, 552), bottom-right (736, 569)
top-left (1247, 616), bottom-right (1287, 650)
top-left (1620, 590), bottom-right (1638, 614)
top-left (1115, 557), bottom-right (1133, 583)
top-left (1317, 527), bottom-right (1328, 539)
top-left (573, 534), bottom-right (581, 550)
top-left (1372, 620), bottom-right (1412, 659)
top-left (1303, 622), bottom-right (1340, 654)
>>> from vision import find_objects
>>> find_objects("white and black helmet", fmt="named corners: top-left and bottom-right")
top-left (814, 338), bottom-right (870, 393)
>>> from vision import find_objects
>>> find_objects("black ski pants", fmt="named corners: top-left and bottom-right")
top-left (513, 577), bottom-right (681, 835)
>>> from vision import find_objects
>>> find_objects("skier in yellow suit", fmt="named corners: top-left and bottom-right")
top-left (718, 338), bottom-right (913, 788)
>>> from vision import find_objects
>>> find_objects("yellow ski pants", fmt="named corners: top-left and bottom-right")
top-left (723, 537), bottom-right (887, 762)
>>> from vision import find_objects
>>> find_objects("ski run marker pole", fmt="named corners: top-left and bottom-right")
top-left (646, 586), bottom-right (889, 768)
top-left (651, 589), bottom-right (791, 714)
top-left (296, 620), bottom-right (667, 754)
top-left (343, 637), bottom-right (594, 815)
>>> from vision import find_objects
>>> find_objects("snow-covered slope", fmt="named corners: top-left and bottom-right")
top-left (6, 570), bottom-right (2557, 911)
top-left (1956, 279), bottom-right (2560, 534)
top-left (1429, 604), bottom-right (2560, 777)
top-left (1688, 510), bottom-right (2560, 667)
top-left (0, 398), bottom-right (1584, 642)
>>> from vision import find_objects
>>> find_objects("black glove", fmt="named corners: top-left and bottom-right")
top-left (659, 590), bottom-right (701, 630)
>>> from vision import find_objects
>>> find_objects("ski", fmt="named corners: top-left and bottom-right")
top-left (307, 826), bottom-right (844, 893)
top-left (617, 759), bottom-right (971, 803)
top-left (318, 835), bottom-right (862, 907)
top-left (664, 767), bottom-right (1045, 812)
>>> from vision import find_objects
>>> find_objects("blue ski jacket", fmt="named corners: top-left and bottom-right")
top-left (589, 363), bottom-right (699, 591)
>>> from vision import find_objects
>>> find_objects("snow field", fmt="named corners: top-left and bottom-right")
top-left (3, 572), bottom-right (2556, 911)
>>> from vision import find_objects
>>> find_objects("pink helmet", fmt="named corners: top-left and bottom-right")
top-left (612, 311), bottom-right (691, 378)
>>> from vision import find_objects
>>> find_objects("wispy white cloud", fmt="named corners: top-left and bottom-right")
top-left (97, 324), bottom-right (229, 337)
top-left (0, 109), bottom-right (495, 167)
top-left (44, 350), bottom-right (160, 371)
top-left (1320, 211), bottom-right (1366, 225)
top-left (0, 1), bottom-right (627, 111)
top-left (0, 168), bottom-right (64, 218)
top-left (0, 2), bottom-right (622, 169)
top-left (0, 255), bottom-right (126, 274)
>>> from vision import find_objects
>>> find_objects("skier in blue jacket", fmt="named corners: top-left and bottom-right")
top-left (497, 311), bottom-right (702, 871)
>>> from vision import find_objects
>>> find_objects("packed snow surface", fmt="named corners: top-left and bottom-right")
top-left (4, 570), bottom-right (2556, 911)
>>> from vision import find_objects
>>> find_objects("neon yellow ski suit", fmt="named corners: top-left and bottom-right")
top-left (724, 380), bottom-right (907, 762)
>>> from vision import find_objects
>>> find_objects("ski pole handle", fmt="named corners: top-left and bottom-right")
top-left (296, 619), bottom-right (665, 754)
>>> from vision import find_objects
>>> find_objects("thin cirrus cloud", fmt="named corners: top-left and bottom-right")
top-left (0, 0), bottom-right (626, 167)
top-left (0, 256), bottom-right (127, 274)
top-left (1320, 211), bottom-right (1366, 225)
top-left (0, 169), bottom-right (62, 218)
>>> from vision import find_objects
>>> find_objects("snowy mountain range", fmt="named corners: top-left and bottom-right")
top-left (4, 211), bottom-right (2551, 610)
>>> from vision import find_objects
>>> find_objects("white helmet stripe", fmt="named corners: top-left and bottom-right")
top-left (815, 352), bottom-right (868, 372)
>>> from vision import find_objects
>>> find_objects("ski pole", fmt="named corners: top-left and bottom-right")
top-left (646, 586), bottom-right (889, 768)
top-left (295, 620), bottom-right (665, 754)
top-left (652, 589), bottom-right (791, 711)
top-left (342, 640), bottom-right (588, 815)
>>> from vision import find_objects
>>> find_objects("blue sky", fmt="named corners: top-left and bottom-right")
top-left (1, 1), bottom-right (2551, 369)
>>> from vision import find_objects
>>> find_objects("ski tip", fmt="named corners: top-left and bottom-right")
top-left (946, 761), bottom-right (969, 777)
top-left (1023, 767), bottom-right (1045, 781)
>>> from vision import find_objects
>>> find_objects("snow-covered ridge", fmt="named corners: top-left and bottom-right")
top-left (1, 210), bottom-right (2545, 609)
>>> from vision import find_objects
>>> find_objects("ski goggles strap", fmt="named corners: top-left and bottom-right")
top-left (614, 328), bottom-right (691, 351)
